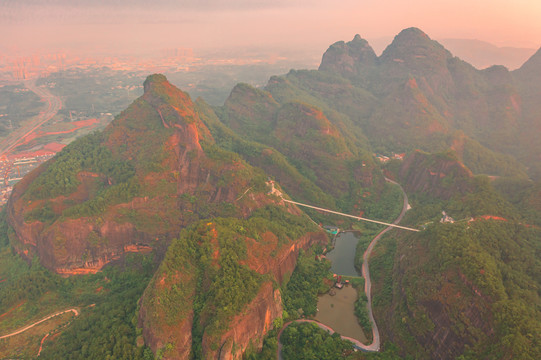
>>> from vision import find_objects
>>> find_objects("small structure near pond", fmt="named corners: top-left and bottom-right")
top-left (323, 225), bottom-right (340, 235)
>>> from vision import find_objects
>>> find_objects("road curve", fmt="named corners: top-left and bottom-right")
top-left (277, 319), bottom-right (372, 359)
top-left (0, 308), bottom-right (79, 340)
top-left (277, 178), bottom-right (410, 358)
top-left (360, 177), bottom-right (409, 352)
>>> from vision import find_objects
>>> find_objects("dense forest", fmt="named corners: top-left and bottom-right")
top-left (280, 322), bottom-right (357, 359)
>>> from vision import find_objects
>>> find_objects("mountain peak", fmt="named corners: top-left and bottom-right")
top-left (142, 73), bottom-right (190, 104)
top-left (395, 27), bottom-right (431, 41)
top-left (381, 27), bottom-right (451, 60)
top-left (379, 27), bottom-right (452, 76)
top-left (140, 73), bottom-right (200, 128)
top-left (319, 34), bottom-right (377, 77)
top-left (348, 34), bottom-right (375, 53)
top-left (143, 73), bottom-right (168, 94)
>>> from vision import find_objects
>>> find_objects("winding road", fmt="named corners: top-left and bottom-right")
top-left (277, 178), bottom-right (411, 357)
top-left (0, 308), bottom-right (79, 340)
top-left (360, 177), bottom-right (409, 352)
top-left (277, 319), bottom-right (372, 359)
top-left (0, 79), bottom-right (62, 157)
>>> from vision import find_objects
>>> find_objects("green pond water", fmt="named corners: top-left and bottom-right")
top-left (326, 232), bottom-right (360, 277)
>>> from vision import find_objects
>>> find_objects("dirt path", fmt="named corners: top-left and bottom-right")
top-left (0, 308), bottom-right (79, 340)
top-left (0, 301), bottom-right (25, 320)
top-left (37, 333), bottom-right (50, 356)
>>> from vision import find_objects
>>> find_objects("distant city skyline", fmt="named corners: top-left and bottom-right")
top-left (2, 0), bottom-right (540, 57)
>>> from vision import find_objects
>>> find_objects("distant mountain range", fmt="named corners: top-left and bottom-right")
top-left (370, 36), bottom-right (537, 70)
top-left (439, 38), bottom-right (537, 70)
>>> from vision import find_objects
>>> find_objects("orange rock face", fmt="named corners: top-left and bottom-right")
top-left (138, 227), bottom-right (327, 360)
top-left (5, 74), bottom-right (268, 274)
top-left (204, 282), bottom-right (282, 360)
top-left (205, 232), bottom-right (329, 359)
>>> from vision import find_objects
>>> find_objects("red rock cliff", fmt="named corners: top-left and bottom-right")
top-left (6, 75), bottom-right (263, 274)
top-left (138, 223), bottom-right (327, 360)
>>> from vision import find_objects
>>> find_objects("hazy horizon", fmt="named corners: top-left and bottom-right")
top-left (3, 0), bottom-right (540, 58)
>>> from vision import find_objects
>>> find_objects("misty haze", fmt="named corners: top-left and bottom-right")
top-left (1, 1), bottom-right (540, 359)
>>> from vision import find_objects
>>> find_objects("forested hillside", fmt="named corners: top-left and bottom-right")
top-left (370, 159), bottom-right (541, 359)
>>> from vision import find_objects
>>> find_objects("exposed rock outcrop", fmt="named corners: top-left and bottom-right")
top-left (6, 75), bottom-right (268, 273)
top-left (139, 224), bottom-right (327, 359)
top-left (319, 34), bottom-right (377, 79)
top-left (207, 282), bottom-right (282, 360)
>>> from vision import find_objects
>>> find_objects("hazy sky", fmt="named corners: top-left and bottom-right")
top-left (2, 0), bottom-right (540, 56)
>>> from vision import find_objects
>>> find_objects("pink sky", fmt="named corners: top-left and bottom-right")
top-left (2, 0), bottom-right (540, 56)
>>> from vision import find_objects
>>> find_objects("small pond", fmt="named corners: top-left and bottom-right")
top-left (315, 285), bottom-right (368, 342)
top-left (325, 232), bottom-right (360, 277)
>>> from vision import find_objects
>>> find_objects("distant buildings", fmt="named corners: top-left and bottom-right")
top-left (0, 186), bottom-right (13, 207)
top-left (0, 153), bottom-right (55, 207)
top-left (374, 152), bottom-right (406, 163)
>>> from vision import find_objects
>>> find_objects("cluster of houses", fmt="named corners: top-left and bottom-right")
top-left (374, 153), bottom-right (406, 163)
top-left (0, 153), bottom-right (55, 207)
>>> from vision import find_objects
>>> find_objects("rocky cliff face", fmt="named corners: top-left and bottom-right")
top-left (6, 75), bottom-right (270, 274)
top-left (319, 34), bottom-right (377, 80)
top-left (211, 282), bottom-right (281, 360)
top-left (138, 216), bottom-right (327, 359)
top-left (207, 231), bottom-right (328, 359)
top-left (138, 299), bottom-right (195, 360)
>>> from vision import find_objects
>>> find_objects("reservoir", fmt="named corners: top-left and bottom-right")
top-left (315, 231), bottom-right (367, 343)
top-left (315, 285), bottom-right (368, 343)
top-left (326, 232), bottom-right (360, 276)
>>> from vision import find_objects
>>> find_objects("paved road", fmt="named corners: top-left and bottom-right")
top-left (277, 319), bottom-right (373, 359)
top-left (277, 178), bottom-right (411, 357)
top-left (360, 177), bottom-right (409, 352)
top-left (0, 308), bottom-right (79, 340)
top-left (0, 80), bottom-right (62, 157)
